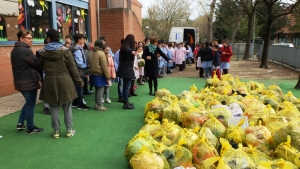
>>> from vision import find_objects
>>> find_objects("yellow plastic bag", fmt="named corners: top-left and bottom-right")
top-left (140, 119), bottom-right (162, 136)
top-left (223, 119), bottom-right (245, 144)
top-left (268, 84), bottom-right (283, 95)
top-left (274, 135), bottom-right (300, 168)
top-left (244, 123), bottom-right (273, 156)
top-left (144, 111), bottom-right (160, 123)
top-left (281, 91), bottom-right (298, 103)
top-left (172, 128), bottom-right (198, 149)
top-left (202, 117), bottom-right (226, 138)
top-left (130, 146), bottom-right (170, 169)
top-left (124, 130), bottom-right (157, 162)
top-left (266, 115), bottom-right (289, 134)
top-left (182, 107), bottom-right (208, 129)
top-left (163, 144), bottom-right (194, 168)
top-left (242, 145), bottom-right (272, 163)
top-left (263, 104), bottom-right (276, 116)
top-left (155, 88), bottom-right (171, 98)
top-left (208, 106), bottom-right (232, 126)
top-left (162, 103), bottom-right (182, 125)
top-left (243, 102), bottom-right (268, 125)
top-left (221, 74), bottom-right (235, 85)
top-left (154, 119), bottom-right (182, 141)
top-left (177, 99), bottom-right (194, 113)
top-left (144, 98), bottom-right (166, 116)
top-left (198, 127), bottom-right (219, 148)
top-left (277, 105), bottom-right (300, 119)
top-left (191, 135), bottom-right (219, 167)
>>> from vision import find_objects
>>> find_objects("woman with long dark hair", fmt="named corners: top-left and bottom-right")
top-left (116, 34), bottom-right (136, 109)
top-left (142, 37), bottom-right (171, 96)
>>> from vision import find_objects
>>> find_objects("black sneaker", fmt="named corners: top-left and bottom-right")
top-left (43, 107), bottom-right (51, 115)
top-left (72, 102), bottom-right (78, 108)
top-left (77, 104), bottom-right (90, 110)
top-left (17, 123), bottom-right (26, 130)
top-left (26, 126), bottom-right (44, 134)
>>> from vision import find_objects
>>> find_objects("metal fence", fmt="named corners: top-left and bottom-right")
top-left (107, 0), bottom-right (131, 10)
top-left (258, 45), bottom-right (300, 69)
top-left (231, 43), bottom-right (260, 60)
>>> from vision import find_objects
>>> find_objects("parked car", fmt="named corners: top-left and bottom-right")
top-left (272, 43), bottom-right (294, 47)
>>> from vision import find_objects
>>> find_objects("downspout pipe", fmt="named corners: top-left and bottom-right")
top-left (97, 0), bottom-right (100, 38)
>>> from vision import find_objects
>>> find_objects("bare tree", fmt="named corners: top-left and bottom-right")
top-left (260, 0), bottom-right (300, 68)
top-left (238, 0), bottom-right (262, 60)
top-left (198, 0), bottom-right (217, 42)
top-left (145, 0), bottom-right (192, 41)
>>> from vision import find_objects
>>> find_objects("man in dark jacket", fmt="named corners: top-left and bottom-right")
top-left (38, 29), bottom-right (83, 139)
top-left (11, 30), bottom-right (43, 134)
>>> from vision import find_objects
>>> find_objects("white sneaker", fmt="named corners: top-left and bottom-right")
top-left (106, 98), bottom-right (111, 104)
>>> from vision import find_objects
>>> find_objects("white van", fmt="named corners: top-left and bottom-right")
top-left (169, 27), bottom-right (199, 46)
top-left (272, 43), bottom-right (294, 48)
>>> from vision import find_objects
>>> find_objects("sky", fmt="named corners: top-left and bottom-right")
top-left (139, 0), bottom-right (198, 20)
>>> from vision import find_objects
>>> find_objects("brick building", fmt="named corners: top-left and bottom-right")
top-left (0, 0), bottom-right (145, 97)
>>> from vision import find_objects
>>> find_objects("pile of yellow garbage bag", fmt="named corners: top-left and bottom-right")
top-left (125, 74), bottom-right (300, 169)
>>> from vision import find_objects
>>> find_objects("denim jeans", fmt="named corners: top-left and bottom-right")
top-left (122, 79), bottom-right (131, 100)
top-left (205, 67), bottom-right (212, 78)
top-left (19, 90), bottom-right (37, 130)
top-left (73, 77), bottom-right (84, 106)
top-left (118, 77), bottom-right (123, 99)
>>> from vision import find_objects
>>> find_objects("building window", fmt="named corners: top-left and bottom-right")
top-left (25, 0), bottom-right (51, 41)
top-left (56, 3), bottom-right (73, 40)
top-left (73, 7), bottom-right (87, 36)
top-left (0, 17), bottom-right (7, 41)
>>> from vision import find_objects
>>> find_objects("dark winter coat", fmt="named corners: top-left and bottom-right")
top-left (11, 41), bottom-right (41, 92)
top-left (201, 47), bottom-right (213, 62)
top-left (142, 46), bottom-right (170, 78)
top-left (37, 42), bottom-right (83, 106)
top-left (212, 50), bottom-right (222, 67)
top-left (116, 47), bottom-right (135, 80)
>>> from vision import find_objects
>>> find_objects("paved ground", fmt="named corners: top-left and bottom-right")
top-left (0, 58), bottom-right (299, 117)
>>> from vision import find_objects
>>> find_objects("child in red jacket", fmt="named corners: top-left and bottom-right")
top-left (220, 39), bottom-right (233, 74)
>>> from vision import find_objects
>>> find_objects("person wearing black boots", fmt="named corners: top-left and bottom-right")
top-left (116, 34), bottom-right (136, 109)
top-left (142, 37), bottom-right (171, 96)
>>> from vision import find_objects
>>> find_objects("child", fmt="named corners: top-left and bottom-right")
top-left (103, 46), bottom-right (116, 103)
top-left (136, 46), bottom-right (145, 85)
top-left (212, 44), bottom-right (221, 80)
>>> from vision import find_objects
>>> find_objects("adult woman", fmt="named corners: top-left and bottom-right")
top-left (142, 37), bottom-right (170, 96)
top-left (88, 39), bottom-right (110, 111)
top-left (116, 34), bottom-right (136, 109)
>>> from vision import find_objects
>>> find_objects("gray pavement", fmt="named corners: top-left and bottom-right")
top-left (0, 91), bottom-right (41, 117)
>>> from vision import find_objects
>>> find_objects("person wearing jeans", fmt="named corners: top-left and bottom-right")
top-left (201, 42), bottom-right (213, 78)
top-left (116, 34), bottom-right (136, 109)
top-left (11, 30), bottom-right (43, 134)
top-left (18, 90), bottom-right (37, 131)
top-left (114, 39), bottom-right (125, 103)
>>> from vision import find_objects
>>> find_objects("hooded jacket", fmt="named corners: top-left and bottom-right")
top-left (11, 41), bottom-right (41, 92)
top-left (37, 42), bottom-right (83, 106)
top-left (88, 46), bottom-right (110, 79)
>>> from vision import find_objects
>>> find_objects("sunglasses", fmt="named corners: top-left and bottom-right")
top-left (23, 37), bottom-right (33, 40)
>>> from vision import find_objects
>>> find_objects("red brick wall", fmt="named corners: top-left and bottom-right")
top-left (0, 45), bottom-right (43, 97)
top-left (89, 0), bottom-right (98, 43)
top-left (99, 8), bottom-right (145, 53)
top-left (100, 0), bottom-right (107, 8)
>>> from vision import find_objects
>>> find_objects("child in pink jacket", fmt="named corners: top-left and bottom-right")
top-left (103, 46), bottom-right (116, 103)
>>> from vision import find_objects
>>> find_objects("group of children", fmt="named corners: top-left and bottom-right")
top-left (194, 39), bottom-right (233, 80)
